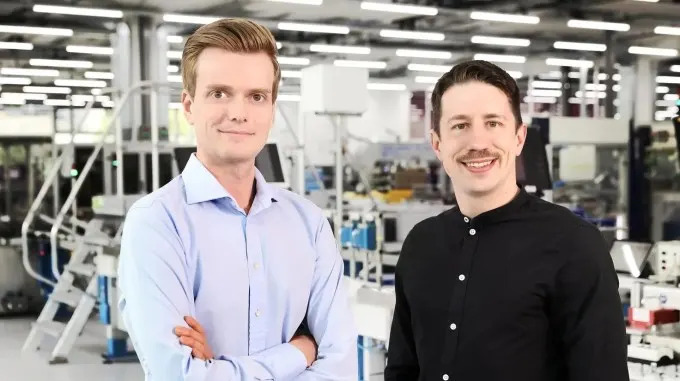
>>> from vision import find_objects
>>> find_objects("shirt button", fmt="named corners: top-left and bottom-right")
top-left (463, 217), bottom-right (469, 223)
top-left (255, 309), bottom-right (262, 317)
top-left (450, 323), bottom-right (457, 331)
top-left (253, 263), bottom-right (260, 270)
top-left (469, 228), bottom-right (476, 236)
top-left (443, 374), bottom-right (450, 381)
top-left (459, 274), bottom-right (466, 281)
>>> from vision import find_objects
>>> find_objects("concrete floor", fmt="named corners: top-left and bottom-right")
top-left (0, 316), bottom-right (143, 381)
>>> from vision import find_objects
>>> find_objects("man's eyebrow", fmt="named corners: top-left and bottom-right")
top-left (447, 114), bottom-right (470, 123)
top-left (484, 113), bottom-right (507, 120)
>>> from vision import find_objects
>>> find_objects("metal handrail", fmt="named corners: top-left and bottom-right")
top-left (21, 98), bottom-right (98, 286)
top-left (49, 81), bottom-right (179, 281)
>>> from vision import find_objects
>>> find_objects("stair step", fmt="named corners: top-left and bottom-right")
top-left (67, 263), bottom-right (96, 277)
top-left (83, 236), bottom-right (111, 247)
top-left (33, 321), bottom-right (66, 338)
top-left (50, 290), bottom-right (84, 308)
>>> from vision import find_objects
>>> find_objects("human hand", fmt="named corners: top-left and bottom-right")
top-left (290, 334), bottom-right (317, 368)
top-left (174, 316), bottom-right (215, 360)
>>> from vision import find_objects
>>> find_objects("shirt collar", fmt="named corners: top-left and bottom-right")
top-left (451, 186), bottom-right (531, 228)
top-left (182, 153), bottom-right (278, 207)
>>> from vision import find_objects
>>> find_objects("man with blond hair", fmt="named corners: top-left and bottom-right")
top-left (118, 18), bottom-right (357, 380)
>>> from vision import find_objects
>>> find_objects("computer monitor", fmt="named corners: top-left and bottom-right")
top-left (609, 240), bottom-right (652, 278)
top-left (174, 143), bottom-right (288, 187)
top-left (516, 127), bottom-right (552, 192)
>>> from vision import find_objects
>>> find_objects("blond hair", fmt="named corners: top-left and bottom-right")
top-left (181, 18), bottom-right (281, 100)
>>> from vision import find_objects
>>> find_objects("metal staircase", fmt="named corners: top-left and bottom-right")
top-left (20, 81), bottom-right (179, 363)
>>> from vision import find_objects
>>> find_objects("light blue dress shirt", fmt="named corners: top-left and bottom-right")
top-left (118, 154), bottom-right (357, 381)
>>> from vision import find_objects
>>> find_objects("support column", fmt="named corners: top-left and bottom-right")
top-left (633, 58), bottom-right (655, 127)
top-left (560, 66), bottom-right (570, 116)
top-left (605, 31), bottom-right (616, 118)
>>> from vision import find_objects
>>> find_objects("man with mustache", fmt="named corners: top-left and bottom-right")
top-left (117, 18), bottom-right (357, 381)
top-left (384, 60), bottom-right (628, 381)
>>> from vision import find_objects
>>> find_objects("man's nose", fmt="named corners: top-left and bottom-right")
top-left (226, 98), bottom-right (247, 123)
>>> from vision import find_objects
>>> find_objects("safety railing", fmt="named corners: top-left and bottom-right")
top-left (21, 99), bottom-right (98, 287)
top-left (47, 81), bottom-right (178, 281)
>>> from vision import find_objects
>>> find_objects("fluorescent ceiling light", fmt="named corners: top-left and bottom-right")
top-left (569, 97), bottom-right (599, 105)
top-left (585, 83), bottom-right (607, 91)
top-left (167, 50), bottom-right (182, 59)
top-left (523, 96), bottom-right (557, 104)
top-left (278, 22), bottom-right (349, 35)
top-left (0, 98), bottom-right (26, 105)
top-left (0, 42), bottom-right (33, 50)
top-left (634, 0), bottom-right (659, 2)
top-left (0, 77), bottom-right (31, 85)
top-left (657, 76), bottom-right (680, 84)
top-left (613, 84), bottom-right (621, 92)
top-left (528, 89), bottom-right (562, 97)
top-left (596, 73), bottom-right (622, 81)
top-left (629, 46), bottom-right (678, 57)
top-left (531, 81), bottom-right (562, 89)
top-left (0, 24), bottom-right (73, 36)
top-left (396, 49), bottom-right (451, 59)
top-left (575, 90), bottom-right (606, 99)
top-left (334, 60), bottom-right (386, 69)
top-left (469, 11), bottom-right (539, 24)
top-left (367, 83), bottom-right (407, 91)
top-left (84, 71), bottom-right (114, 80)
top-left (360, 1), bottom-right (437, 16)
top-left (30, 59), bottom-right (92, 69)
top-left (44, 99), bottom-right (73, 107)
top-left (33, 4), bottom-right (123, 18)
top-left (1, 92), bottom-right (47, 101)
top-left (24, 86), bottom-right (71, 94)
top-left (101, 100), bottom-right (115, 108)
top-left (268, 0), bottom-right (323, 4)
top-left (66, 45), bottom-right (113, 55)
top-left (277, 42), bottom-right (282, 49)
top-left (163, 14), bottom-right (220, 25)
top-left (278, 94), bottom-right (302, 102)
top-left (507, 71), bottom-right (523, 79)
top-left (407, 63), bottom-right (450, 73)
top-left (54, 79), bottom-right (107, 88)
top-left (167, 35), bottom-right (183, 44)
top-left (282, 70), bottom-right (302, 78)
top-left (168, 75), bottom-right (182, 83)
top-left (1, 68), bottom-right (59, 77)
top-left (657, 86), bottom-right (670, 93)
top-left (310, 44), bottom-right (370, 54)
top-left (664, 94), bottom-right (679, 101)
top-left (554, 41), bottom-right (606, 52)
top-left (91, 89), bottom-right (103, 95)
top-left (167, 65), bottom-right (179, 73)
top-left (474, 53), bottom-right (526, 63)
top-left (538, 71), bottom-right (562, 79)
top-left (671, 65), bottom-right (680, 72)
top-left (379, 29), bottom-right (445, 41)
top-left (415, 76), bottom-right (439, 84)
top-left (567, 19), bottom-right (630, 32)
top-left (655, 26), bottom-right (680, 36)
top-left (471, 35), bottom-right (530, 47)
top-left (656, 100), bottom-right (676, 107)
top-left (278, 56), bottom-right (311, 65)
top-left (546, 58), bottom-right (594, 68)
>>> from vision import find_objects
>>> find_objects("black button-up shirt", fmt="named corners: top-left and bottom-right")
top-left (385, 189), bottom-right (628, 381)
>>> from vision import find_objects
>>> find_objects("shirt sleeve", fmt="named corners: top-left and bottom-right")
top-left (549, 223), bottom-right (629, 381)
top-left (295, 216), bottom-right (358, 380)
top-left (384, 230), bottom-right (420, 380)
top-left (117, 203), bottom-right (307, 381)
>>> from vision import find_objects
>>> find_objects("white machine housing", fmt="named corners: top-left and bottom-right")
top-left (300, 64), bottom-right (369, 115)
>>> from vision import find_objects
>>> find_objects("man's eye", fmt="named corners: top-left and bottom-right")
top-left (252, 93), bottom-right (266, 102)
top-left (488, 121), bottom-right (502, 127)
top-left (211, 91), bottom-right (225, 99)
top-left (452, 123), bottom-right (467, 130)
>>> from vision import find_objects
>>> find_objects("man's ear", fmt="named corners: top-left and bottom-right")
top-left (181, 90), bottom-right (194, 125)
top-left (430, 129), bottom-right (443, 162)
top-left (515, 123), bottom-right (528, 156)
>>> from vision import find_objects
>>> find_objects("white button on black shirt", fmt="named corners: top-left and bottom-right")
top-left (469, 228), bottom-right (476, 236)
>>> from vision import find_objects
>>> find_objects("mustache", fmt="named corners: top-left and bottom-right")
top-left (457, 150), bottom-right (501, 162)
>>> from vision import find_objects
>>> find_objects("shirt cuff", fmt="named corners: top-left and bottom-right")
top-left (256, 342), bottom-right (308, 380)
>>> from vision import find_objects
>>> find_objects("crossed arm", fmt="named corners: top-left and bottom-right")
top-left (118, 206), bottom-right (357, 381)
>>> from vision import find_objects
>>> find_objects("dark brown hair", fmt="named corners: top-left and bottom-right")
top-left (182, 18), bottom-right (281, 100)
top-left (431, 60), bottom-right (522, 135)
